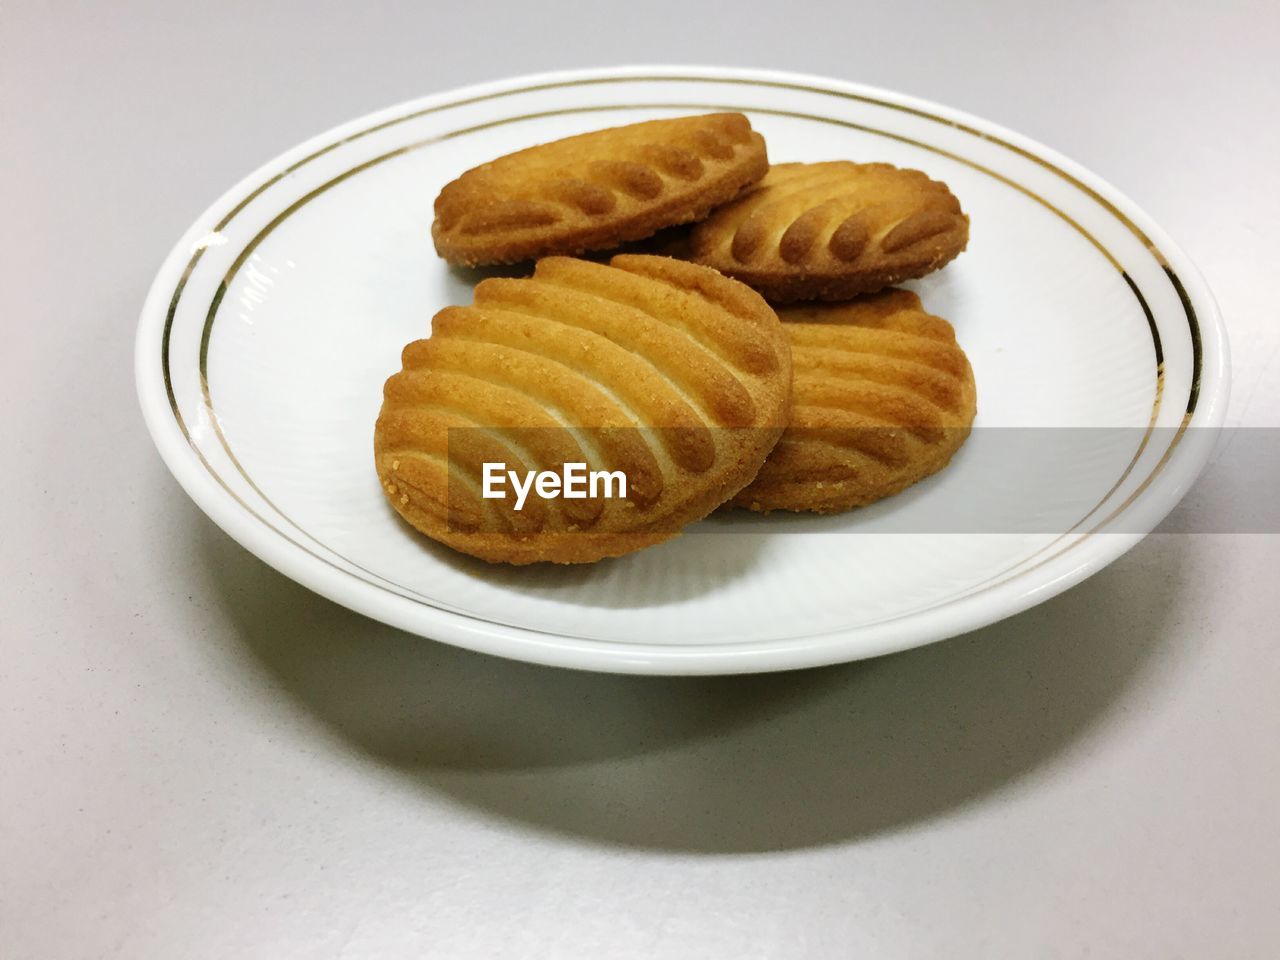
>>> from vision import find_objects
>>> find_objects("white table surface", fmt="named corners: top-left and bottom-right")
top-left (4, 2), bottom-right (1279, 956)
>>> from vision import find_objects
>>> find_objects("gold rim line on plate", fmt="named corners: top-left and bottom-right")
top-left (173, 96), bottom-right (1177, 626)
top-left (157, 79), bottom-right (1199, 636)
top-left (199, 104), bottom-right (1168, 614)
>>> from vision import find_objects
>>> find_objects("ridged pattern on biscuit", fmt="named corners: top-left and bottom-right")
top-left (689, 162), bottom-right (969, 302)
top-left (375, 255), bottom-right (792, 563)
top-left (432, 114), bottom-right (768, 266)
top-left (732, 289), bottom-right (976, 514)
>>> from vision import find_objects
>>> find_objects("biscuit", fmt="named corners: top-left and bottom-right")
top-left (375, 254), bottom-right (792, 563)
top-left (687, 162), bottom-right (969, 302)
top-left (431, 113), bottom-right (768, 267)
top-left (730, 289), bottom-right (975, 513)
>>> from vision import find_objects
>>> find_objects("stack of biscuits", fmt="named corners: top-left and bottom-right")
top-left (375, 113), bottom-right (977, 564)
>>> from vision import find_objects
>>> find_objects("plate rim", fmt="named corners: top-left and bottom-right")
top-left (135, 64), bottom-right (1230, 674)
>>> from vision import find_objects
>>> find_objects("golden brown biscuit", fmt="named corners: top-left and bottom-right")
top-left (375, 255), bottom-right (792, 563)
top-left (432, 113), bottom-right (768, 267)
top-left (731, 289), bottom-right (975, 513)
top-left (687, 162), bottom-right (969, 302)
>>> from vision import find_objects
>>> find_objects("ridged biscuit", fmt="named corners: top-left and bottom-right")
top-left (375, 255), bottom-right (792, 563)
top-left (731, 289), bottom-right (975, 513)
top-left (432, 113), bottom-right (768, 267)
top-left (688, 162), bottom-right (969, 302)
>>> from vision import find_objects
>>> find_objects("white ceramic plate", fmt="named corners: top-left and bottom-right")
top-left (136, 66), bottom-right (1228, 674)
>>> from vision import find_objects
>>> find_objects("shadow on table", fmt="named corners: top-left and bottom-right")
top-left (193, 513), bottom-right (1181, 853)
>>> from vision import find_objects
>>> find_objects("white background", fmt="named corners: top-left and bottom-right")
top-left (4, 1), bottom-right (1278, 956)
